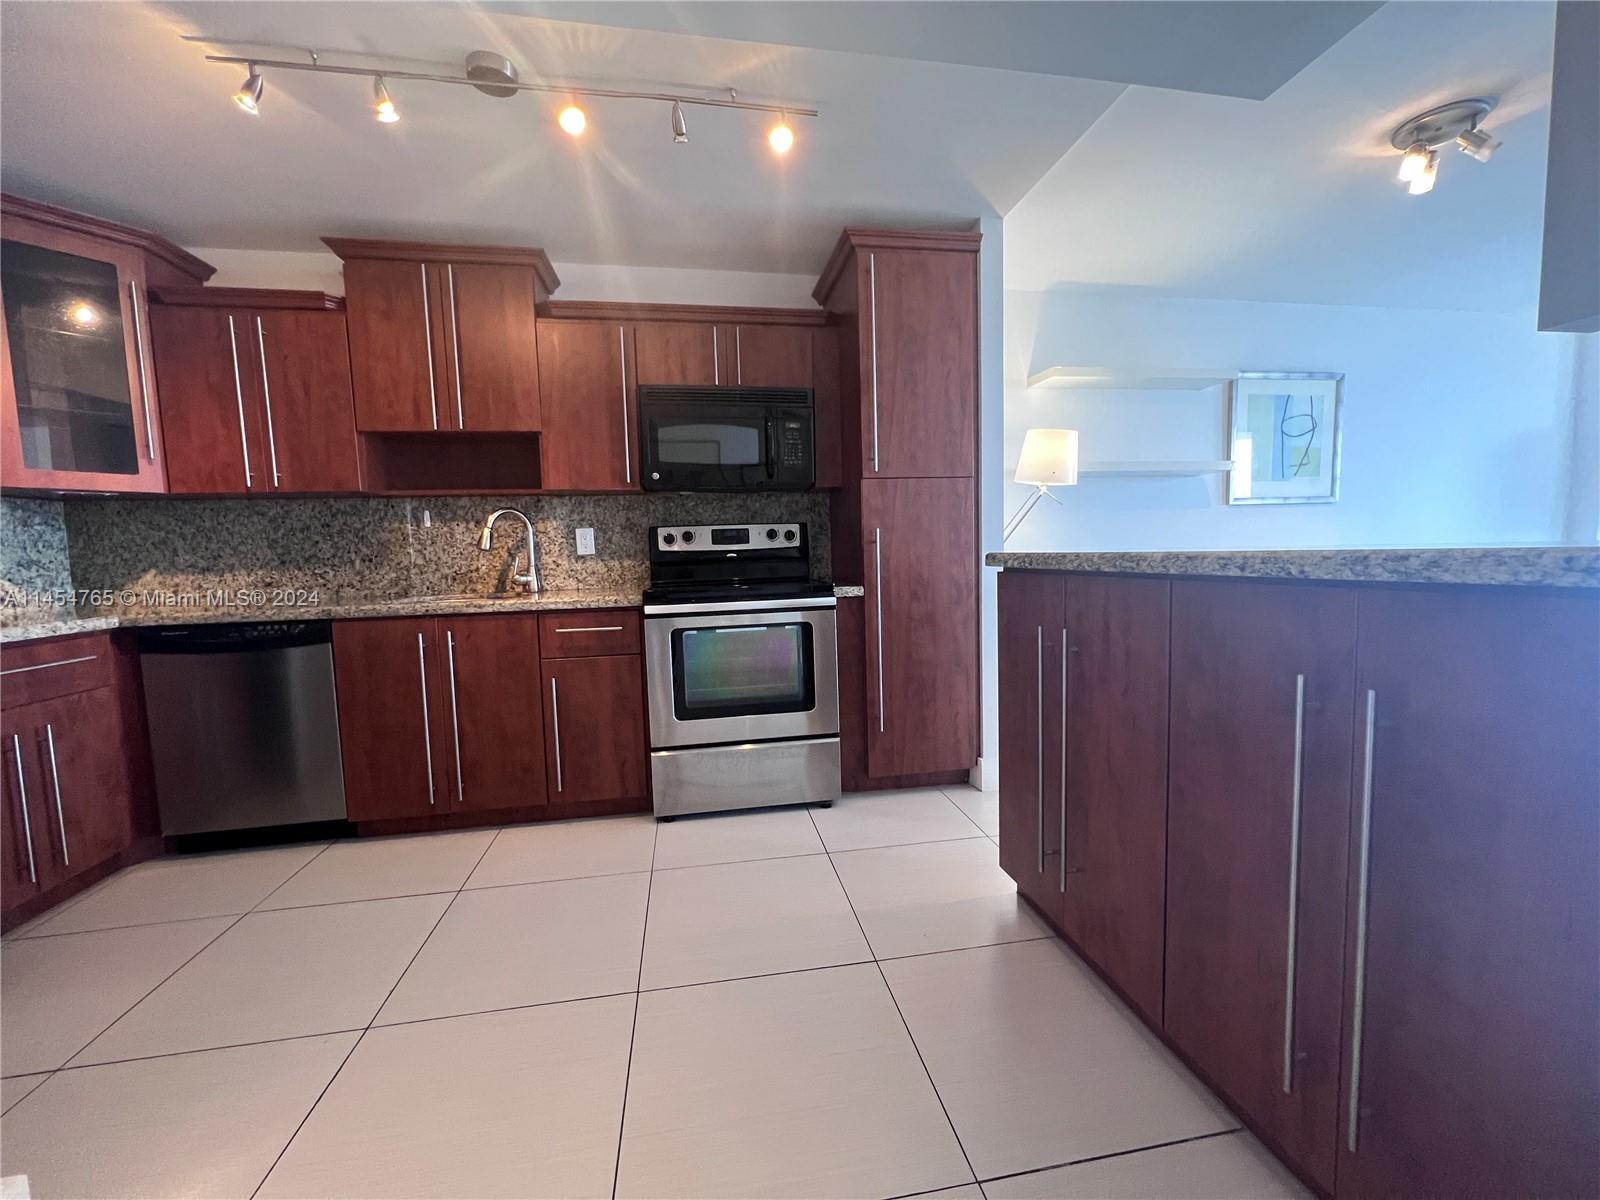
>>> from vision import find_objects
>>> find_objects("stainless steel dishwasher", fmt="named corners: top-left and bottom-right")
top-left (138, 621), bottom-right (347, 835)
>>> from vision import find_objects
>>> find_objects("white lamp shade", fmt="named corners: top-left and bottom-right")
top-left (1014, 428), bottom-right (1080, 486)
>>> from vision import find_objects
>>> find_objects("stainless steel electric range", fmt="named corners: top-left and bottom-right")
top-left (642, 522), bottom-right (841, 818)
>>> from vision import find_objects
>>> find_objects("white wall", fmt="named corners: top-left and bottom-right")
top-left (189, 247), bottom-right (817, 309)
top-left (975, 216), bottom-right (1005, 791)
top-left (1002, 287), bottom-right (1589, 552)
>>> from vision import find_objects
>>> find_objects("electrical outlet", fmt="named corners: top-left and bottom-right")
top-left (575, 527), bottom-right (596, 556)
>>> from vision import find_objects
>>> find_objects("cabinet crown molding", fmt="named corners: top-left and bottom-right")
top-left (149, 286), bottom-right (344, 310)
top-left (321, 237), bottom-right (560, 294)
top-left (813, 226), bottom-right (983, 304)
top-left (0, 193), bottom-right (216, 284)
top-left (538, 300), bottom-right (826, 326)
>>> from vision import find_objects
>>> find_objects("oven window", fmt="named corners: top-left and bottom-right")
top-left (672, 623), bottom-right (815, 721)
top-left (655, 419), bottom-right (762, 466)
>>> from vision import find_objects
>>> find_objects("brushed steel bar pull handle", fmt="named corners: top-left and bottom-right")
top-left (550, 677), bottom-right (564, 793)
top-left (128, 281), bottom-right (156, 462)
top-left (1059, 628), bottom-right (1069, 893)
top-left (712, 325), bottom-right (720, 385)
top-left (736, 325), bottom-right (743, 384)
top-left (618, 326), bottom-right (632, 484)
top-left (556, 625), bottom-right (624, 634)
top-left (1035, 625), bottom-right (1044, 876)
top-left (255, 318), bottom-right (281, 488)
top-left (227, 315), bottom-right (252, 488)
top-left (873, 528), bottom-right (885, 733)
top-left (417, 633), bottom-right (435, 806)
top-left (1, 654), bottom-right (98, 678)
top-left (868, 253), bottom-right (880, 473)
top-left (43, 723), bottom-right (66, 866)
top-left (446, 630), bottom-right (464, 804)
top-left (420, 265), bottom-right (438, 430)
top-left (447, 264), bottom-right (464, 429)
top-left (10, 733), bottom-right (36, 884)
top-left (1283, 673), bottom-right (1306, 1094)
top-left (1348, 687), bottom-right (1378, 1153)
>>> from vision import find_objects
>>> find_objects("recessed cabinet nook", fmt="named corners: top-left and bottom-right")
top-left (996, 566), bottom-right (1600, 1200)
top-left (0, 196), bottom-right (983, 932)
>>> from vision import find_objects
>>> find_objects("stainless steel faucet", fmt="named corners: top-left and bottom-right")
top-left (478, 508), bottom-right (541, 594)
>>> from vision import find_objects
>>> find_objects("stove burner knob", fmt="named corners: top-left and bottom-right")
top-left (765, 528), bottom-right (779, 541)
top-left (661, 532), bottom-right (676, 546)
top-left (782, 529), bottom-right (797, 542)
top-left (681, 530), bottom-right (695, 544)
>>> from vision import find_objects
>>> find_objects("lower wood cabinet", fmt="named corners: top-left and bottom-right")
top-left (542, 652), bottom-right (648, 807)
top-left (1165, 580), bottom-right (1357, 1192)
top-left (440, 615), bottom-right (548, 813)
top-left (1, 636), bottom-right (136, 921)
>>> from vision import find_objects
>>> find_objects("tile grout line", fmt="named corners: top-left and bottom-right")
top-left (609, 816), bottom-right (659, 1200)
top-left (935, 786), bottom-right (998, 840)
top-left (247, 826), bottom-right (504, 1200)
top-left (807, 805), bottom-right (983, 1196)
top-left (971, 1127), bottom-right (1245, 1190)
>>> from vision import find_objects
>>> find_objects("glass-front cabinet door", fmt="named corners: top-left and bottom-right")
top-left (0, 215), bottom-right (165, 492)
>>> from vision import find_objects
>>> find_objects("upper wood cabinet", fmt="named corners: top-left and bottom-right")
top-left (1336, 586), bottom-right (1599, 1200)
top-left (149, 291), bottom-right (359, 494)
top-left (633, 321), bottom-right (721, 386)
top-left (326, 239), bottom-right (556, 434)
top-left (0, 195), bottom-right (213, 494)
top-left (814, 230), bottom-right (979, 479)
top-left (727, 323), bottom-right (813, 388)
top-left (605, 316), bottom-right (817, 391)
top-left (1165, 579), bottom-right (1357, 1193)
top-left (536, 319), bottom-right (636, 492)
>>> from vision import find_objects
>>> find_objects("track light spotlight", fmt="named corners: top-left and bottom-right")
top-left (373, 76), bottom-right (399, 124)
top-left (1456, 126), bottom-right (1500, 163)
top-left (558, 104), bottom-right (587, 136)
top-left (670, 100), bottom-right (689, 144)
top-left (233, 63), bottom-right (263, 115)
top-left (1397, 142), bottom-right (1430, 183)
top-left (1407, 149), bottom-right (1439, 195)
top-left (768, 116), bottom-right (794, 155)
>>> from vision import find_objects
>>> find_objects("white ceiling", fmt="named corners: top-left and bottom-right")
top-left (0, 1), bottom-right (1371, 276)
top-left (1004, 1), bottom-right (1560, 312)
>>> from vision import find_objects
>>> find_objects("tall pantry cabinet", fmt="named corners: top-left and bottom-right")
top-left (814, 230), bottom-right (981, 788)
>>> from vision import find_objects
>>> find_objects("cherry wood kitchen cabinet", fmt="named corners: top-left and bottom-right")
top-left (1, 633), bottom-right (138, 924)
top-left (149, 292), bottom-right (360, 494)
top-left (437, 614), bottom-right (547, 812)
top-left (725, 323), bottom-right (813, 388)
top-left (632, 321), bottom-right (721, 386)
top-left (996, 570), bottom-right (1066, 926)
top-left (542, 652), bottom-right (648, 808)
top-left (1165, 580), bottom-right (1357, 1193)
top-left (536, 319), bottom-right (637, 492)
top-left (813, 229), bottom-right (979, 480)
top-left (1, 195), bottom-right (213, 494)
top-left (326, 239), bottom-right (556, 434)
top-left (859, 476), bottom-right (977, 778)
top-left (1334, 585), bottom-right (1599, 1200)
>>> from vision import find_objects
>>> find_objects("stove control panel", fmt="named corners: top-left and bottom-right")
top-left (653, 523), bottom-right (804, 553)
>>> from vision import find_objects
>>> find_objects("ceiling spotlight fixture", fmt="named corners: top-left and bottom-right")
top-left (768, 115), bottom-right (795, 155)
top-left (233, 63), bottom-right (263, 115)
top-left (1456, 126), bottom-right (1501, 163)
top-left (197, 45), bottom-right (817, 153)
top-left (558, 103), bottom-right (587, 136)
top-left (1407, 149), bottom-right (1439, 195)
top-left (1389, 97), bottom-right (1498, 195)
top-left (373, 76), bottom-right (399, 124)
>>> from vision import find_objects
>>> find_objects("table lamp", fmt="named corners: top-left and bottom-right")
top-left (1002, 428), bottom-right (1079, 543)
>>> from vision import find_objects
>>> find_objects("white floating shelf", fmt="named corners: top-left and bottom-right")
top-left (1027, 366), bottom-right (1236, 391)
top-left (1080, 460), bottom-right (1235, 478)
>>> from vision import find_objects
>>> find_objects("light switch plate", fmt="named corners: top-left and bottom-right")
top-left (575, 527), bottom-right (596, 556)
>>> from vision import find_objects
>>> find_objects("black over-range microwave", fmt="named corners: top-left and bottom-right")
top-left (637, 385), bottom-right (815, 491)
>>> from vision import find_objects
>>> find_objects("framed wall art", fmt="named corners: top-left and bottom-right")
top-left (1227, 371), bottom-right (1343, 504)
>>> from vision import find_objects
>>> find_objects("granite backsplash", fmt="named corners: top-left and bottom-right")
top-left (54, 493), bottom-right (831, 609)
top-left (1, 497), bottom-right (73, 616)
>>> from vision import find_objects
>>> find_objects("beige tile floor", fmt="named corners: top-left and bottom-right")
top-left (0, 786), bottom-right (1309, 1200)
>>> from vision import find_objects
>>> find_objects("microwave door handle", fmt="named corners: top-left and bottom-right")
top-left (765, 420), bottom-right (777, 480)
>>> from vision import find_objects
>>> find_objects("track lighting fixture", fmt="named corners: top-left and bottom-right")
top-left (558, 104), bottom-right (587, 136)
top-left (768, 116), bottom-right (795, 155)
top-left (233, 63), bottom-right (263, 115)
top-left (373, 76), bottom-right (399, 124)
top-left (1389, 98), bottom-right (1499, 196)
top-left (198, 45), bottom-right (817, 155)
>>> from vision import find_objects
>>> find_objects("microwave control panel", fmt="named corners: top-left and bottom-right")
top-left (779, 419), bottom-right (807, 467)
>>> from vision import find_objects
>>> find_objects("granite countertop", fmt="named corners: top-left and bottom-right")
top-left (0, 584), bottom-right (869, 644)
top-left (986, 546), bottom-right (1600, 589)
